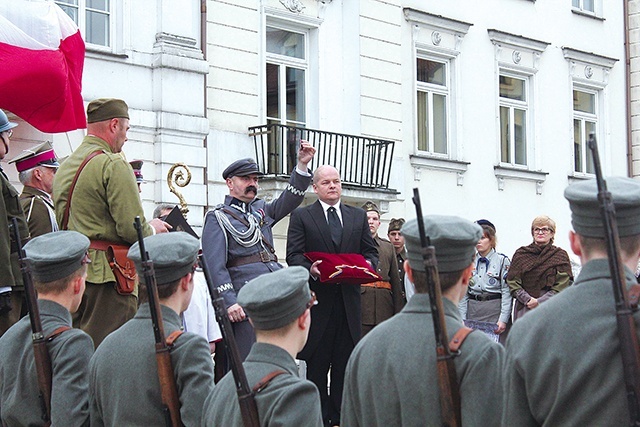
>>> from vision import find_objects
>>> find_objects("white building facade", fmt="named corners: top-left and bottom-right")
top-left (3, 0), bottom-right (628, 262)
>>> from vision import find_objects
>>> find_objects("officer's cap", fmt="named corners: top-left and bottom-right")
top-left (24, 231), bottom-right (90, 282)
top-left (388, 218), bottom-right (405, 232)
top-left (87, 98), bottom-right (129, 124)
top-left (128, 232), bottom-right (199, 285)
top-left (564, 177), bottom-right (640, 238)
top-left (402, 215), bottom-right (482, 273)
top-left (9, 141), bottom-right (59, 172)
top-left (222, 158), bottom-right (263, 180)
top-left (237, 266), bottom-right (312, 330)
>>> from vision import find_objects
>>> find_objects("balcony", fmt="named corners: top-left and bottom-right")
top-left (248, 124), bottom-right (396, 193)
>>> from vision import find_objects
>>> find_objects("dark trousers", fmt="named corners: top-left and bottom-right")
top-left (306, 291), bottom-right (354, 426)
top-left (214, 318), bottom-right (256, 382)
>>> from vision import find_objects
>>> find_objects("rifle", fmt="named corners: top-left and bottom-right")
top-left (198, 254), bottom-right (260, 427)
top-left (587, 134), bottom-right (640, 426)
top-left (133, 217), bottom-right (183, 427)
top-left (411, 188), bottom-right (461, 427)
top-left (10, 218), bottom-right (53, 426)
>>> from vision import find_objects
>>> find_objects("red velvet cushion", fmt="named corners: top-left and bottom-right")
top-left (304, 252), bottom-right (381, 284)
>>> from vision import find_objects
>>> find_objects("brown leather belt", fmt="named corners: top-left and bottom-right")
top-left (468, 293), bottom-right (501, 302)
top-left (361, 281), bottom-right (392, 290)
top-left (89, 240), bottom-right (128, 251)
top-left (227, 250), bottom-right (277, 268)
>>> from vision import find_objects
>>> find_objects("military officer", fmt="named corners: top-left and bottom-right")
top-left (0, 109), bottom-right (29, 337)
top-left (201, 142), bottom-right (315, 373)
top-left (503, 177), bottom-right (640, 426)
top-left (9, 141), bottom-right (60, 238)
top-left (360, 201), bottom-right (404, 336)
top-left (129, 159), bottom-right (144, 193)
top-left (0, 231), bottom-right (94, 426)
top-left (202, 266), bottom-right (323, 426)
top-left (89, 232), bottom-right (214, 426)
top-left (342, 215), bottom-right (504, 426)
top-left (53, 98), bottom-right (169, 348)
top-left (387, 217), bottom-right (406, 286)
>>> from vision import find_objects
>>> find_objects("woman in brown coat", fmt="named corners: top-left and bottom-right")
top-left (507, 215), bottom-right (573, 322)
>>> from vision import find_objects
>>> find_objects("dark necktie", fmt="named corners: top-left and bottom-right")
top-left (477, 257), bottom-right (490, 269)
top-left (327, 206), bottom-right (342, 251)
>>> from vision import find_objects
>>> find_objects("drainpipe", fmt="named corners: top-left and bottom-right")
top-left (624, 0), bottom-right (633, 177)
top-left (201, 0), bottom-right (209, 208)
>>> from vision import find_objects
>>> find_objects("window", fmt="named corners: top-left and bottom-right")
top-left (499, 74), bottom-right (528, 166)
top-left (416, 57), bottom-right (449, 155)
top-left (573, 89), bottom-right (597, 174)
top-left (572, 0), bottom-right (595, 13)
top-left (56, 0), bottom-right (111, 47)
top-left (265, 26), bottom-right (308, 172)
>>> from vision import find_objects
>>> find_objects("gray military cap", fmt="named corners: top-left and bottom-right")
top-left (128, 232), bottom-right (200, 285)
top-left (222, 158), bottom-right (264, 180)
top-left (237, 266), bottom-right (312, 330)
top-left (402, 215), bottom-right (482, 273)
top-left (23, 231), bottom-right (90, 282)
top-left (564, 177), bottom-right (640, 238)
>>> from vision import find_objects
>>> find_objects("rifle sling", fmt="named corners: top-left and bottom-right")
top-left (165, 330), bottom-right (184, 347)
top-left (252, 370), bottom-right (287, 394)
top-left (46, 326), bottom-right (71, 342)
top-left (629, 284), bottom-right (640, 309)
top-left (448, 326), bottom-right (473, 353)
top-left (61, 150), bottom-right (104, 231)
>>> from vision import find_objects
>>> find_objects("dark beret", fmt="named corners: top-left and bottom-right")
top-left (222, 158), bottom-right (263, 180)
top-left (87, 98), bottom-right (130, 124)
top-left (475, 219), bottom-right (496, 232)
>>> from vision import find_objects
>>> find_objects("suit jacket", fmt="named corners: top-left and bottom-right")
top-left (286, 200), bottom-right (378, 359)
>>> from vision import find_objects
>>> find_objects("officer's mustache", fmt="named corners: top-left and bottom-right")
top-left (245, 185), bottom-right (258, 195)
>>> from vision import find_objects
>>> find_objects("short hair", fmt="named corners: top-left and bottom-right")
top-left (34, 264), bottom-right (87, 295)
top-left (137, 265), bottom-right (195, 302)
top-left (411, 267), bottom-right (467, 293)
top-left (18, 168), bottom-right (35, 185)
top-left (481, 224), bottom-right (497, 249)
top-left (531, 215), bottom-right (556, 244)
top-left (153, 203), bottom-right (174, 219)
top-left (254, 317), bottom-right (299, 337)
top-left (578, 234), bottom-right (640, 260)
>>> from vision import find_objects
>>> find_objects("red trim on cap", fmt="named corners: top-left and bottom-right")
top-left (15, 149), bottom-right (57, 172)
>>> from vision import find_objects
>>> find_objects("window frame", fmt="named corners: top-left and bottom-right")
top-left (415, 54), bottom-right (451, 157)
top-left (571, 0), bottom-right (602, 18)
top-left (572, 87), bottom-right (598, 175)
top-left (498, 71), bottom-right (531, 168)
top-left (56, 0), bottom-right (114, 51)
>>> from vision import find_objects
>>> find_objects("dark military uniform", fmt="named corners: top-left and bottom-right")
top-left (361, 235), bottom-right (404, 336)
top-left (0, 300), bottom-right (93, 426)
top-left (201, 170), bottom-right (311, 359)
top-left (0, 167), bottom-right (28, 336)
top-left (203, 343), bottom-right (323, 426)
top-left (20, 185), bottom-right (57, 238)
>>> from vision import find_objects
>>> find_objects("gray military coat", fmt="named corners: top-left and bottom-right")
top-left (89, 303), bottom-right (214, 426)
top-left (342, 294), bottom-right (504, 427)
top-left (202, 342), bottom-right (323, 426)
top-left (0, 299), bottom-right (94, 426)
top-left (503, 259), bottom-right (640, 426)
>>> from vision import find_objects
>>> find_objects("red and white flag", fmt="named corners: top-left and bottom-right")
top-left (0, 0), bottom-right (86, 133)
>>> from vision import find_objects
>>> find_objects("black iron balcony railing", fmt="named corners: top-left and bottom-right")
top-left (248, 124), bottom-right (395, 190)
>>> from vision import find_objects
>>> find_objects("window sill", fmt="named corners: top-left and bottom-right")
top-left (86, 46), bottom-right (129, 60)
top-left (410, 154), bottom-right (469, 186)
top-left (494, 165), bottom-right (548, 194)
top-left (568, 171), bottom-right (594, 184)
top-left (571, 9), bottom-right (604, 21)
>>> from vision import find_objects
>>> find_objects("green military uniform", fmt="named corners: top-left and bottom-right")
top-left (361, 235), bottom-right (404, 336)
top-left (342, 215), bottom-right (504, 426)
top-left (20, 185), bottom-right (57, 238)
top-left (0, 300), bottom-right (93, 426)
top-left (0, 167), bottom-right (28, 336)
top-left (53, 135), bottom-right (153, 347)
top-left (503, 176), bottom-right (640, 426)
top-left (202, 266), bottom-right (323, 426)
top-left (0, 230), bottom-right (94, 426)
top-left (204, 342), bottom-right (323, 426)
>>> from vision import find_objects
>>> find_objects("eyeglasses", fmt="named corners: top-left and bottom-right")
top-left (306, 291), bottom-right (318, 309)
top-left (2, 129), bottom-right (13, 139)
top-left (81, 252), bottom-right (92, 265)
top-left (534, 227), bottom-right (552, 234)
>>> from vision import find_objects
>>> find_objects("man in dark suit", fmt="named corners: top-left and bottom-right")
top-left (286, 165), bottom-right (378, 426)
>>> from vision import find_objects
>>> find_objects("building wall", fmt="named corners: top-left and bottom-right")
top-left (630, 0), bottom-right (640, 178)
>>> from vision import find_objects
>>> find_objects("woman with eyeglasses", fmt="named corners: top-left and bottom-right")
top-left (507, 215), bottom-right (573, 322)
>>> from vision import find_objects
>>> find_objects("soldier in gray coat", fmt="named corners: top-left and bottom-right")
top-left (89, 232), bottom-right (214, 426)
top-left (341, 215), bottom-right (504, 427)
top-left (201, 142), bottom-right (315, 371)
top-left (503, 176), bottom-right (640, 426)
top-left (202, 266), bottom-right (323, 426)
top-left (0, 231), bottom-right (94, 426)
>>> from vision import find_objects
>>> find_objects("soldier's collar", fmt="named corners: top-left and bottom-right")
top-left (229, 197), bottom-right (248, 213)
